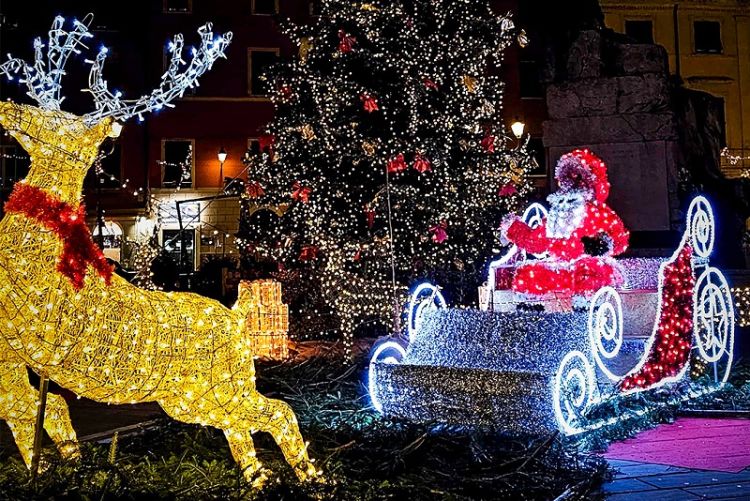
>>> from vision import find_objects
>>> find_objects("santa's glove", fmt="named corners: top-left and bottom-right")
top-left (499, 213), bottom-right (521, 245)
top-left (581, 232), bottom-right (614, 257)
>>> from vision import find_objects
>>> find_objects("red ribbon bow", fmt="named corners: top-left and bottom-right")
top-left (429, 220), bottom-right (449, 243)
top-left (299, 244), bottom-right (319, 261)
top-left (413, 154), bottom-right (431, 173)
top-left (5, 183), bottom-right (113, 290)
top-left (481, 133), bottom-right (495, 152)
top-left (245, 181), bottom-right (265, 199)
top-left (360, 92), bottom-right (379, 113)
top-left (387, 153), bottom-right (407, 174)
top-left (338, 30), bottom-right (356, 53)
top-left (292, 182), bottom-right (311, 203)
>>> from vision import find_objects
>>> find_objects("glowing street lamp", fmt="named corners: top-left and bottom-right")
top-left (218, 146), bottom-right (227, 187)
top-left (511, 119), bottom-right (525, 139)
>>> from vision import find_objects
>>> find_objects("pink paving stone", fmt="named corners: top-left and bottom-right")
top-left (604, 417), bottom-right (750, 473)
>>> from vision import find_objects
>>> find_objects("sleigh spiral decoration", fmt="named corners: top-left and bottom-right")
top-left (553, 351), bottom-right (597, 435)
top-left (587, 287), bottom-right (624, 382)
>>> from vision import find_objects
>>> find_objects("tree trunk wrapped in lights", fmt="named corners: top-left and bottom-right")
top-left (238, 0), bottom-right (537, 353)
top-left (0, 16), bottom-right (318, 486)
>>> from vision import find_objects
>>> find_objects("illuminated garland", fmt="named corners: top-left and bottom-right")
top-left (620, 246), bottom-right (694, 392)
top-left (732, 286), bottom-right (750, 327)
top-left (238, 0), bottom-right (535, 353)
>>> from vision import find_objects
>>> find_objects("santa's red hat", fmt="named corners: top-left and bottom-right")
top-left (554, 149), bottom-right (610, 202)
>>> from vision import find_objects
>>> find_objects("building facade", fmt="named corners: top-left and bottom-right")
top-left (0, 0), bottom-right (545, 274)
top-left (600, 0), bottom-right (750, 176)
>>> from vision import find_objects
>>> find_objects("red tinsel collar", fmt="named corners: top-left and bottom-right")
top-left (5, 183), bottom-right (113, 290)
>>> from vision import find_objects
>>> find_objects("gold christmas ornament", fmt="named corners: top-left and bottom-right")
top-left (517, 29), bottom-right (529, 48)
top-left (0, 17), bottom-right (318, 487)
top-left (299, 37), bottom-right (313, 65)
top-left (300, 123), bottom-right (316, 141)
top-left (462, 75), bottom-right (478, 93)
top-left (362, 141), bottom-right (376, 156)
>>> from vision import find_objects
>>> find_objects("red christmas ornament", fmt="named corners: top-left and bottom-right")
top-left (364, 205), bottom-right (376, 228)
top-left (299, 245), bottom-right (319, 261)
top-left (498, 182), bottom-right (518, 197)
top-left (291, 182), bottom-right (311, 203)
top-left (245, 181), bottom-right (265, 199)
top-left (481, 133), bottom-right (495, 152)
top-left (423, 77), bottom-right (438, 90)
top-left (413, 154), bottom-right (431, 173)
top-left (360, 92), bottom-right (379, 113)
top-left (4, 184), bottom-right (113, 291)
top-left (338, 30), bottom-right (356, 53)
top-left (429, 220), bottom-right (449, 244)
top-left (387, 153), bottom-right (407, 174)
top-left (278, 85), bottom-right (293, 101)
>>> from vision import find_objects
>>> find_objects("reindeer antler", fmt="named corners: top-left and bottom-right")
top-left (0, 15), bottom-right (93, 110)
top-left (84, 23), bottom-right (232, 125)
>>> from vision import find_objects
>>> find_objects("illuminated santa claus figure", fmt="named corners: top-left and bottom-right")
top-left (502, 149), bottom-right (630, 296)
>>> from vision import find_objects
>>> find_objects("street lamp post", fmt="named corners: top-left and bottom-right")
top-left (218, 146), bottom-right (227, 189)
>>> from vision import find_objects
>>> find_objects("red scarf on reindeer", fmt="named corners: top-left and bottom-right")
top-left (5, 183), bottom-right (113, 290)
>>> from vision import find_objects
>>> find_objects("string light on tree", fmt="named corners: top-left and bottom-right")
top-left (237, 0), bottom-right (537, 354)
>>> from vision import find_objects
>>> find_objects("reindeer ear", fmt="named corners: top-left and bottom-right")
top-left (108, 121), bottom-right (123, 138)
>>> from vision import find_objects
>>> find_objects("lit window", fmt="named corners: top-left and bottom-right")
top-left (161, 139), bottom-right (193, 188)
top-left (162, 228), bottom-right (196, 271)
top-left (694, 21), bottom-right (722, 54)
top-left (163, 0), bottom-right (192, 14)
top-left (248, 48), bottom-right (279, 96)
top-left (252, 0), bottom-right (279, 15)
top-left (625, 20), bottom-right (654, 44)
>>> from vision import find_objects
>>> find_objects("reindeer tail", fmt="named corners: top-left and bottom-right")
top-left (232, 280), bottom-right (289, 359)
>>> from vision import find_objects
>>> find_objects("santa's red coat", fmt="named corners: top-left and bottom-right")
top-left (506, 199), bottom-right (629, 295)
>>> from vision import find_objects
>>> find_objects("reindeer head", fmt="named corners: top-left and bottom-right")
top-left (0, 15), bottom-right (232, 175)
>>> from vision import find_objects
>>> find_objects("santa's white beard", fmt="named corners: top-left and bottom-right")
top-left (546, 191), bottom-right (587, 238)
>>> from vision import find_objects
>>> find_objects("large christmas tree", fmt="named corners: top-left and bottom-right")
top-left (238, 0), bottom-right (536, 351)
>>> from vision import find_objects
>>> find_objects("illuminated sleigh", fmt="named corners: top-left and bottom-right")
top-left (368, 196), bottom-right (735, 435)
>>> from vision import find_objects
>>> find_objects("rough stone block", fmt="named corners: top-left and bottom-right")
top-left (547, 78), bottom-right (618, 118)
top-left (543, 113), bottom-right (677, 146)
top-left (566, 30), bottom-right (603, 80)
top-left (617, 74), bottom-right (670, 114)
top-left (615, 43), bottom-right (669, 75)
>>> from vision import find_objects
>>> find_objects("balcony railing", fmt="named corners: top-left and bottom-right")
top-left (720, 148), bottom-right (750, 179)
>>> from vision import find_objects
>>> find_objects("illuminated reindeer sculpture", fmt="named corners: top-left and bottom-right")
top-left (0, 16), bottom-right (318, 484)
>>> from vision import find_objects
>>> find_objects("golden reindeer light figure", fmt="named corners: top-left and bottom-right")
top-left (0, 16), bottom-right (318, 484)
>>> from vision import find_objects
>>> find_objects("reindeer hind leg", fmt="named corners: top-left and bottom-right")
top-left (43, 392), bottom-right (79, 460)
top-left (243, 392), bottom-right (318, 482)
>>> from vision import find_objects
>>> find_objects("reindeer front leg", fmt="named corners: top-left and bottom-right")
top-left (0, 362), bottom-right (78, 467)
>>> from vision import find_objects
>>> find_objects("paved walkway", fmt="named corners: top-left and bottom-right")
top-left (603, 417), bottom-right (750, 500)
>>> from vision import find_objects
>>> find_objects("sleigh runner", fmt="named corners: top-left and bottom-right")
top-left (368, 194), bottom-right (734, 434)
